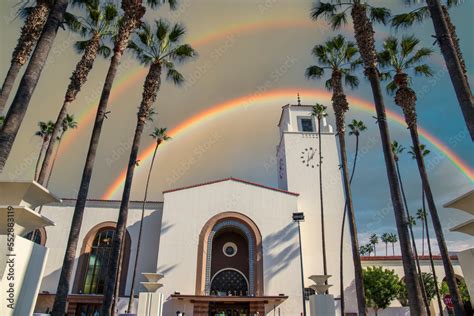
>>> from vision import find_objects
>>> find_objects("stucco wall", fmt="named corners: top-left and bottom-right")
top-left (38, 200), bottom-right (162, 296)
top-left (158, 179), bottom-right (303, 315)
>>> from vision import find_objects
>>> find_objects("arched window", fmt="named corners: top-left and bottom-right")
top-left (211, 269), bottom-right (249, 296)
top-left (73, 223), bottom-right (131, 296)
top-left (23, 228), bottom-right (47, 246)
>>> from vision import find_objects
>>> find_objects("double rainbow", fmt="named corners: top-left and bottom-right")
top-left (102, 88), bottom-right (474, 199)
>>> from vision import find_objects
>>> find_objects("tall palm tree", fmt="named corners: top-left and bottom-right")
top-left (34, 120), bottom-right (54, 180)
top-left (369, 233), bottom-right (378, 256)
top-left (305, 35), bottom-right (366, 315)
top-left (127, 127), bottom-right (170, 313)
top-left (311, 2), bottom-right (425, 313)
top-left (381, 233), bottom-right (390, 256)
top-left (393, 0), bottom-right (473, 140)
top-left (0, 0), bottom-right (69, 172)
top-left (0, 0), bottom-right (52, 112)
top-left (410, 147), bottom-right (444, 313)
top-left (45, 114), bottom-right (77, 186)
top-left (378, 35), bottom-right (465, 315)
top-left (37, 0), bottom-right (119, 185)
top-left (103, 19), bottom-right (196, 315)
top-left (391, 139), bottom-right (431, 314)
top-left (388, 233), bottom-right (398, 256)
top-left (417, 208), bottom-right (427, 256)
top-left (311, 103), bottom-right (330, 282)
top-left (51, 1), bottom-right (178, 315)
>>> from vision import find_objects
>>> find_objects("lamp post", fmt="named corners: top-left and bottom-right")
top-left (293, 212), bottom-right (306, 316)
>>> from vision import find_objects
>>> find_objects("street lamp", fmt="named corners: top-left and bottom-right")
top-left (293, 212), bottom-right (306, 316)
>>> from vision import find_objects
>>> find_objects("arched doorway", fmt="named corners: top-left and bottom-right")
top-left (196, 212), bottom-right (264, 297)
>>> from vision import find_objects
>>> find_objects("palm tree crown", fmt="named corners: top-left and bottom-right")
top-left (151, 127), bottom-right (171, 144)
top-left (129, 19), bottom-right (197, 85)
top-left (35, 120), bottom-right (55, 140)
top-left (378, 35), bottom-right (433, 95)
top-left (391, 141), bottom-right (405, 162)
top-left (409, 143), bottom-right (430, 160)
top-left (348, 119), bottom-right (367, 137)
top-left (61, 114), bottom-right (78, 135)
top-left (312, 103), bottom-right (328, 121)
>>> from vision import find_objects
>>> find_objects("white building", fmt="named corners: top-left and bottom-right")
top-left (31, 104), bottom-right (467, 315)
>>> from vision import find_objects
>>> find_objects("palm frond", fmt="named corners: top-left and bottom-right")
top-left (166, 67), bottom-right (184, 85)
top-left (325, 79), bottom-right (332, 90)
top-left (168, 23), bottom-right (186, 43)
top-left (310, 2), bottom-right (338, 21)
top-left (405, 47), bottom-right (433, 67)
top-left (305, 65), bottom-right (325, 80)
top-left (146, 0), bottom-right (178, 10)
top-left (64, 12), bottom-right (85, 35)
top-left (169, 44), bottom-right (196, 62)
top-left (98, 45), bottom-right (112, 58)
top-left (385, 80), bottom-right (398, 95)
top-left (344, 73), bottom-right (359, 89)
top-left (331, 12), bottom-right (348, 30)
top-left (74, 40), bottom-right (90, 54)
top-left (391, 6), bottom-right (429, 29)
top-left (155, 19), bottom-right (170, 42)
top-left (103, 3), bottom-right (118, 22)
top-left (414, 64), bottom-right (433, 77)
top-left (369, 6), bottom-right (391, 25)
top-left (400, 35), bottom-right (419, 58)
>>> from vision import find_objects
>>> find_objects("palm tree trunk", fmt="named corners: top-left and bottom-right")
top-left (392, 243), bottom-right (395, 256)
top-left (34, 138), bottom-right (47, 180)
top-left (423, 190), bottom-right (444, 314)
top-left (350, 5), bottom-right (425, 314)
top-left (127, 142), bottom-right (159, 313)
top-left (409, 127), bottom-right (465, 315)
top-left (102, 118), bottom-right (147, 315)
top-left (339, 134), bottom-right (360, 315)
top-left (51, 48), bottom-right (125, 316)
top-left (0, 62), bottom-right (22, 113)
top-left (45, 135), bottom-right (63, 187)
top-left (350, 4), bottom-right (426, 314)
top-left (112, 234), bottom-right (126, 316)
top-left (37, 36), bottom-right (101, 184)
top-left (338, 132), bottom-right (367, 316)
top-left (385, 242), bottom-right (388, 256)
top-left (425, 0), bottom-right (474, 140)
top-left (422, 218), bottom-right (425, 256)
top-left (317, 117), bottom-right (328, 279)
top-left (0, 0), bottom-right (50, 112)
top-left (395, 159), bottom-right (431, 315)
top-left (0, 0), bottom-right (68, 172)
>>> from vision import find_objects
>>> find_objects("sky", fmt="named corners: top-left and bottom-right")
top-left (0, 0), bottom-right (473, 255)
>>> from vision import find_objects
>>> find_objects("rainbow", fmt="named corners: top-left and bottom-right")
top-left (57, 18), bottom-right (340, 154)
top-left (102, 88), bottom-right (474, 199)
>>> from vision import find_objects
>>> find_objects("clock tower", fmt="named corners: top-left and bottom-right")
top-left (276, 103), bottom-right (356, 313)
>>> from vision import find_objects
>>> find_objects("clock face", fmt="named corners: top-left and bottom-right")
top-left (301, 147), bottom-right (317, 168)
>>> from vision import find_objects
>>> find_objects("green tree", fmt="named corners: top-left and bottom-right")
top-left (388, 233), bottom-right (398, 256)
top-left (0, 0), bottom-right (52, 112)
top-left (311, 2), bottom-right (425, 313)
top-left (103, 19), bottom-right (196, 315)
top-left (34, 120), bottom-right (54, 180)
top-left (37, 0), bottom-right (119, 184)
top-left (363, 266), bottom-right (401, 316)
top-left (379, 35), bottom-right (465, 315)
top-left (311, 103), bottom-right (329, 283)
top-left (0, 0), bottom-right (69, 171)
top-left (51, 1), bottom-right (178, 315)
top-left (441, 279), bottom-right (471, 303)
top-left (127, 127), bottom-right (170, 313)
top-left (370, 233), bottom-right (379, 256)
top-left (399, 273), bottom-right (438, 306)
top-left (381, 233), bottom-right (390, 256)
top-left (306, 34), bottom-right (365, 314)
top-left (392, 0), bottom-right (473, 140)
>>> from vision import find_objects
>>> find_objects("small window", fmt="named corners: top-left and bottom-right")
top-left (300, 118), bottom-right (314, 132)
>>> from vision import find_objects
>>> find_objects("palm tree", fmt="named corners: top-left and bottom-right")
top-left (34, 120), bottom-right (54, 180)
top-left (37, 0), bottom-right (119, 185)
top-left (45, 114), bottom-right (77, 186)
top-left (311, 2), bottom-right (425, 313)
top-left (305, 35), bottom-right (366, 315)
top-left (378, 35), bottom-right (465, 315)
top-left (417, 208), bottom-right (427, 256)
top-left (410, 148), bottom-right (444, 313)
top-left (369, 233), bottom-right (379, 256)
top-left (0, 0), bottom-right (52, 112)
top-left (393, 0), bottom-right (473, 140)
top-left (311, 103), bottom-right (329, 281)
top-left (127, 127), bottom-right (170, 313)
top-left (365, 243), bottom-right (374, 256)
top-left (391, 139), bottom-right (431, 314)
top-left (388, 233), bottom-right (398, 256)
top-left (359, 245), bottom-right (368, 256)
top-left (51, 1), bottom-right (178, 315)
top-left (102, 19), bottom-right (196, 315)
top-left (0, 0), bottom-right (69, 172)
top-left (381, 233), bottom-right (390, 256)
